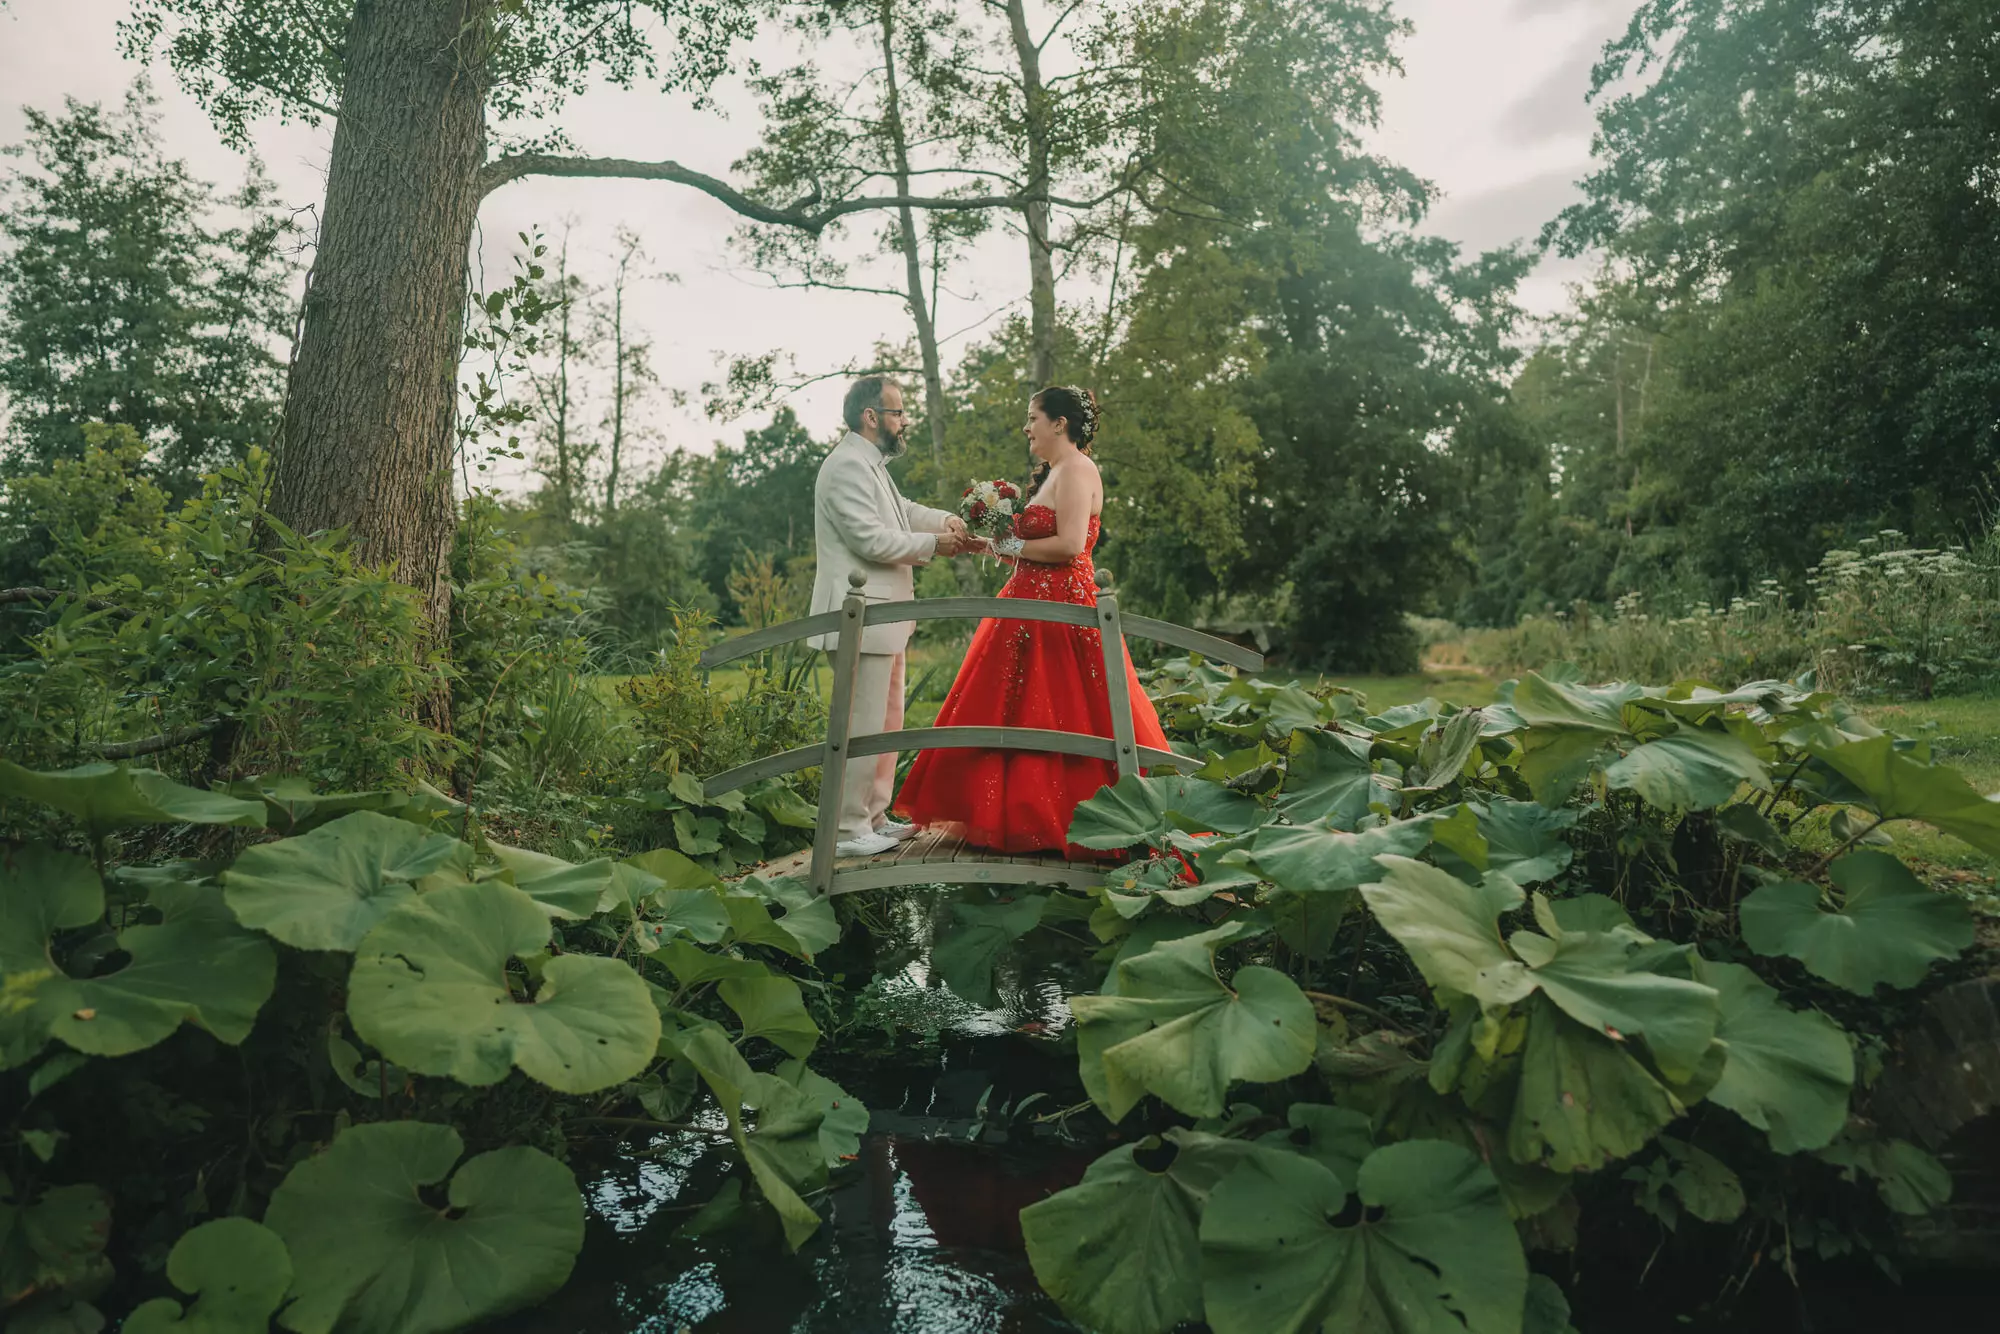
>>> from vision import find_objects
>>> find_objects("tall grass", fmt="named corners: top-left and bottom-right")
top-left (1466, 531), bottom-right (2000, 697)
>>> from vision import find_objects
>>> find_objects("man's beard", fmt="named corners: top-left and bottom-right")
top-left (878, 422), bottom-right (907, 458)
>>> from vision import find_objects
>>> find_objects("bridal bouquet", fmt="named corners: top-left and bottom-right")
top-left (958, 478), bottom-right (1021, 541)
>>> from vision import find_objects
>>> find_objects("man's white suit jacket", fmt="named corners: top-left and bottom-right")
top-left (809, 431), bottom-right (953, 654)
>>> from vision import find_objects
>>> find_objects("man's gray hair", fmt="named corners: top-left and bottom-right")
top-left (843, 375), bottom-right (891, 432)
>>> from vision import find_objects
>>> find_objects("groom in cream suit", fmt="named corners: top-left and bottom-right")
top-left (811, 376), bottom-right (974, 856)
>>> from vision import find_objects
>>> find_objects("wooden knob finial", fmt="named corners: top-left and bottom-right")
top-left (1095, 569), bottom-right (1113, 589)
top-left (848, 571), bottom-right (868, 589)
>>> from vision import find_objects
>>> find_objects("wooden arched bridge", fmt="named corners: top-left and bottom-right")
top-left (698, 569), bottom-right (1265, 897)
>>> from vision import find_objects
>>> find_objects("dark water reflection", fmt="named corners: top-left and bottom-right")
top-left (494, 890), bottom-right (1996, 1333)
top-left (495, 890), bottom-right (1098, 1334)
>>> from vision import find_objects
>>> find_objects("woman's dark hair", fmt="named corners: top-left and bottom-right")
top-left (1026, 385), bottom-right (1100, 502)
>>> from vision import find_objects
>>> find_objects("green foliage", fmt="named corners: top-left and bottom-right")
top-left (262, 1121), bottom-right (583, 1334)
top-left (0, 440), bottom-right (451, 790)
top-left (1740, 851), bottom-right (1976, 994)
top-left (1468, 0), bottom-right (2000, 639)
top-left (0, 751), bottom-right (869, 1325)
top-left (123, 1217), bottom-right (291, 1333)
top-left (996, 660), bottom-right (1983, 1331)
top-left (0, 83), bottom-right (295, 491)
top-left (1200, 1140), bottom-right (1526, 1334)
top-left (219, 810), bottom-right (471, 952)
top-left (347, 880), bottom-right (660, 1094)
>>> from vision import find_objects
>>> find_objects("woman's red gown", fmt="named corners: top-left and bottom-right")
top-left (894, 503), bottom-right (1170, 859)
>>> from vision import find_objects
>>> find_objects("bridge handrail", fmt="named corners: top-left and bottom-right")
top-left (703, 568), bottom-right (1259, 896)
top-left (698, 594), bottom-right (1263, 672)
top-left (700, 727), bottom-right (1202, 799)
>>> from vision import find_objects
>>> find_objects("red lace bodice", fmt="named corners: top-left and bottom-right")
top-left (1003, 503), bottom-right (1100, 605)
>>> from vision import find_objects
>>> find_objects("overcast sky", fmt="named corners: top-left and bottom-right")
top-left (0, 0), bottom-right (1640, 486)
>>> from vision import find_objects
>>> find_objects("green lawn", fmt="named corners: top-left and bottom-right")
top-left (1856, 695), bottom-right (2000, 883)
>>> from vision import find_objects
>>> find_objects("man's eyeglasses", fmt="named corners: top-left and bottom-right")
top-left (874, 407), bottom-right (908, 418)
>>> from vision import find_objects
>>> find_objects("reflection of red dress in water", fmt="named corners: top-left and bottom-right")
top-left (894, 503), bottom-right (1170, 859)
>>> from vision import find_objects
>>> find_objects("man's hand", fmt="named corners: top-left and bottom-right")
top-left (944, 515), bottom-right (968, 536)
top-left (934, 530), bottom-right (974, 557)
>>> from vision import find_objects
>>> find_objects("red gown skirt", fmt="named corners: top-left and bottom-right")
top-left (895, 508), bottom-right (1170, 859)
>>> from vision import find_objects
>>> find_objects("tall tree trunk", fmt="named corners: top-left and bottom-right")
top-left (273, 0), bottom-right (490, 730)
top-left (544, 233), bottom-right (577, 528)
top-left (879, 0), bottom-right (950, 479)
top-left (1004, 0), bottom-right (1057, 387)
top-left (606, 271), bottom-right (625, 516)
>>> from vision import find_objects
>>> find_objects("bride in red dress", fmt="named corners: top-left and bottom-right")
top-left (894, 386), bottom-right (1170, 859)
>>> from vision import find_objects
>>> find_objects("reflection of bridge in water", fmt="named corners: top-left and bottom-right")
top-left (699, 568), bottom-right (1264, 896)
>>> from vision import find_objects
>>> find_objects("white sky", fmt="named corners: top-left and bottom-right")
top-left (0, 0), bottom-right (1640, 487)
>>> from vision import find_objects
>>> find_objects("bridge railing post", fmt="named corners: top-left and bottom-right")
top-left (1094, 569), bottom-right (1139, 783)
top-left (809, 571), bottom-right (868, 897)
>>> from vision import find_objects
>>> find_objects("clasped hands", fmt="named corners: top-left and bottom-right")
top-left (933, 516), bottom-right (992, 558)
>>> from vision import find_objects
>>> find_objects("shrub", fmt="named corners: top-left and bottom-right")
top-left (0, 434), bottom-right (450, 796)
top-left (1468, 532), bottom-right (2000, 698)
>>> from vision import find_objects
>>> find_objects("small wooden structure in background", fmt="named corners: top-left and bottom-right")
top-left (698, 568), bottom-right (1264, 896)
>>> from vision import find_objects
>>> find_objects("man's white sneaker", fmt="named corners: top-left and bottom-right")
top-left (876, 819), bottom-right (918, 843)
top-left (835, 830), bottom-right (899, 857)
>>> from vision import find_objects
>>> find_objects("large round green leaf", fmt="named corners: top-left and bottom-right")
top-left (677, 1022), bottom-right (828, 1251)
top-left (0, 759), bottom-right (264, 834)
top-left (1071, 923), bottom-right (1314, 1121)
top-left (346, 880), bottom-right (658, 1094)
top-left (1274, 727), bottom-right (1389, 828)
top-left (1513, 929), bottom-right (1718, 1083)
top-left (719, 973), bottom-right (820, 1059)
top-left (1, 848), bottom-right (276, 1068)
top-left (1694, 958), bottom-right (1852, 1153)
top-left (222, 811), bottom-right (471, 952)
top-left (1069, 772), bottom-right (1265, 850)
top-left (1740, 851), bottom-right (1974, 993)
top-left (0, 1175), bottom-right (111, 1311)
top-left (125, 1217), bottom-right (292, 1333)
top-left (263, 1121), bottom-right (583, 1334)
top-left (1021, 1130), bottom-right (1255, 1334)
top-left (1358, 857), bottom-right (1532, 1010)
top-left (774, 1059), bottom-right (869, 1169)
top-left (932, 893), bottom-right (1046, 1007)
top-left (1510, 674), bottom-right (1645, 732)
top-left (1809, 733), bottom-right (2000, 853)
top-left (1237, 818), bottom-right (1432, 900)
top-left (1472, 798), bottom-right (1576, 884)
top-left (0, 847), bottom-right (101, 1070)
top-left (484, 842), bottom-right (616, 921)
top-left (1602, 729), bottom-right (1769, 812)
top-left (1199, 1140), bottom-right (1527, 1334)
top-left (746, 875), bottom-right (840, 957)
top-left (1507, 996), bottom-right (1686, 1173)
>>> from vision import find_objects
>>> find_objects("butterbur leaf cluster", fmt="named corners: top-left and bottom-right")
top-left (965, 661), bottom-right (1978, 1332)
top-left (0, 757), bottom-right (866, 1330)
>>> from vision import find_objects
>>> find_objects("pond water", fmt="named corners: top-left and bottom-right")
top-left (497, 904), bottom-right (1099, 1334)
top-left (493, 892), bottom-right (1996, 1334)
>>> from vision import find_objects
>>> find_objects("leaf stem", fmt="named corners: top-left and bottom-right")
top-left (1304, 989), bottom-right (1409, 1033)
top-left (1803, 813), bottom-right (1894, 881)
top-left (569, 1116), bottom-right (732, 1138)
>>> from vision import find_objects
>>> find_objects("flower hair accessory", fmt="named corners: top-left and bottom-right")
top-left (1067, 387), bottom-right (1096, 441)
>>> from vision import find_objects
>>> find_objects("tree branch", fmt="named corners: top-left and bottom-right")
top-left (476, 154), bottom-right (1133, 231)
top-left (1038, 0), bottom-right (1089, 53)
top-left (99, 718), bottom-right (223, 760)
top-left (1, 586), bottom-right (126, 615)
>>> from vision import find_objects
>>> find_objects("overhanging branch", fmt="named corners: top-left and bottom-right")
top-left (476, 154), bottom-right (1137, 233)
top-left (100, 718), bottom-right (223, 760)
top-left (1, 587), bottom-right (127, 615)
